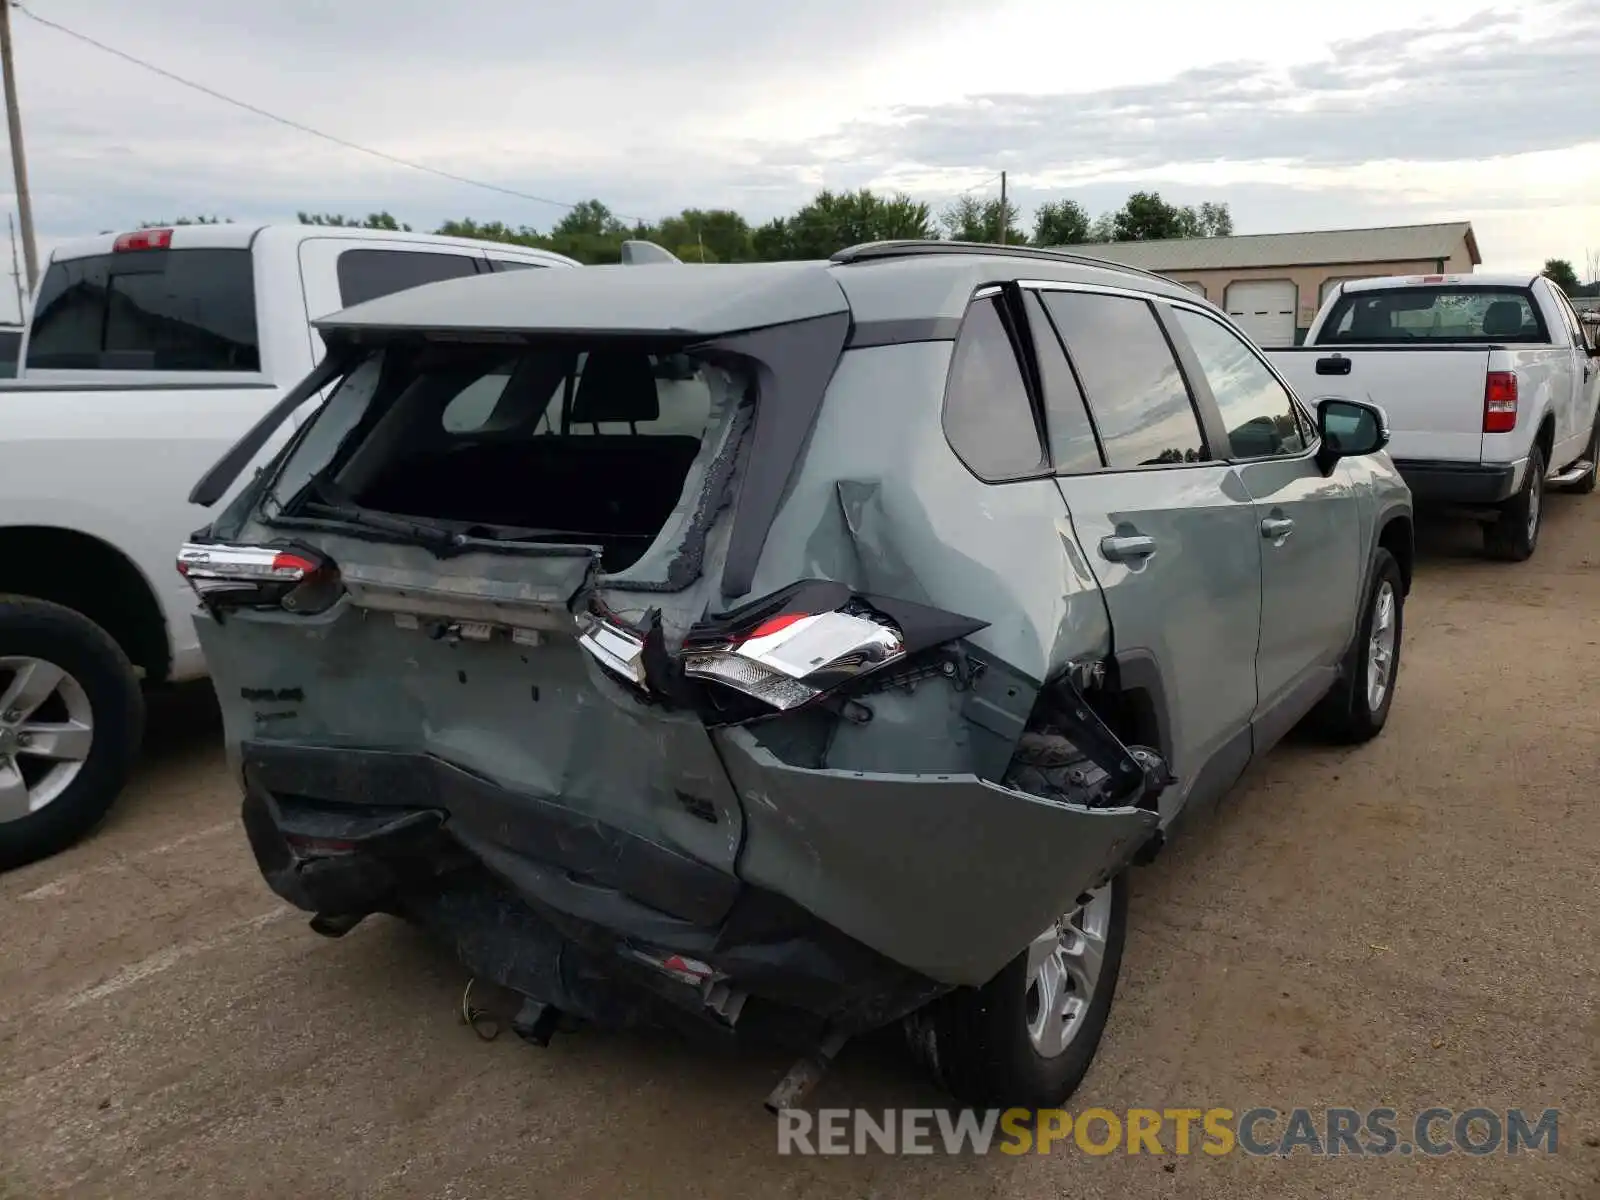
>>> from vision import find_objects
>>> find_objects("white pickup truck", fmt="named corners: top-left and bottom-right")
top-left (0, 223), bottom-right (579, 866)
top-left (1267, 273), bottom-right (1600, 561)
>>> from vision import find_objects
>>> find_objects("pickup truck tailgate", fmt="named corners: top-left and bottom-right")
top-left (1273, 347), bottom-right (1490, 462)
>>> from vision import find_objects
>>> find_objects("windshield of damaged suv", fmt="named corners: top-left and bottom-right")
top-left (264, 339), bottom-right (748, 575)
top-left (1319, 286), bottom-right (1549, 345)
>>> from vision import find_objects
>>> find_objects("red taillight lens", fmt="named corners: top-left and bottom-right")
top-left (113, 228), bottom-right (173, 252)
top-left (1484, 371), bottom-right (1518, 433)
top-left (283, 832), bottom-right (358, 857)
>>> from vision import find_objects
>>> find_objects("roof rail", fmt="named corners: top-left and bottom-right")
top-left (828, 239), bottom-right (1179, 287)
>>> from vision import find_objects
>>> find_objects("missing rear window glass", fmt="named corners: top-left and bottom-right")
top-left (278, 341), bottom-right (747, 575)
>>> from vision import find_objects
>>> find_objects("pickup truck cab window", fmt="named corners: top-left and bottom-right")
top-left (26, 248), bottom-right (260, 372)
top-left (1039, 290), bottom-right (1209, 469)
top-left (1170, 306), bottom-right (1308, 460)
top-left (335, 248), bottom-right (483, 308)
top-left (1319, 286), bottom-right (1549, 345)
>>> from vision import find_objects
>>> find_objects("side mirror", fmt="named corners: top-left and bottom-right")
top-left (1316, 397), bottom-right (1389, 472)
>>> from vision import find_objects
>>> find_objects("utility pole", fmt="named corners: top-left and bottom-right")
top-left (997, 171), bottom-right (1007, 245)
top-left (7, 211), bottom-right (21, 321)
top-left (0, 0), bottom-right (37, 294)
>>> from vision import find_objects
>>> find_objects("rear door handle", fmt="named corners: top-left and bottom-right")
top-left (1100, 533), bottom-right (1157, 562)
top-left (1261, 517), bottom-right (1295, 541)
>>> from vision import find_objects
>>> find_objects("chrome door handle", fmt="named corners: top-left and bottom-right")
top-left (1261, 517), bottom-right (1295, 540)
top-left (1100, 533), bottom-right (1157, 562)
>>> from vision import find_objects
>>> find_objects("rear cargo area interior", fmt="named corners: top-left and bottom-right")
top-left (336, 346), bottom-right (717, 570)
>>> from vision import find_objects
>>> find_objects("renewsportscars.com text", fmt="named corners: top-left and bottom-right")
top-left (776, 1106), bottom-right (1561, 1157)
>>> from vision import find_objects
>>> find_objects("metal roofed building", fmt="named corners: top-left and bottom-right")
top-left (1067, 221), bottom-right (1482, 347)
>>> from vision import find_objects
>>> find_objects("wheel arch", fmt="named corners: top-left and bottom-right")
top-left (0, 525), bottom-right (172, 685)
top-left (1535, 410), bottom-right (1556, 467)
top-left (1377, 513), bottom-right (1414, 596)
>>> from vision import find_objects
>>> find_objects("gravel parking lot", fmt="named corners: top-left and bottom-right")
top-left (3, 499), bottom-right (1598, 1200)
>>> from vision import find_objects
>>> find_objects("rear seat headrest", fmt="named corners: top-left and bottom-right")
top-left (1481, 301), bottom-right (1526, 338)
top-left (571, 352), bottom-right (659, 425)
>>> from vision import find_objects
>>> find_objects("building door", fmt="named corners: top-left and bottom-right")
top-left (1225, 280), bottom-right (1297, 348)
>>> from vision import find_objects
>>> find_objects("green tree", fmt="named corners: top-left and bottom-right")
top-left (433, 217), bottom-right (544, 246)
top-left (1176, 201), bottom-right (1233, 237)
top-left (938, 195), bottom-right (1024, 244)
top-left (551, 200), bottom-right (625, 239)
top-left (298, 211), bottom-right (413, 231)
top-left (1111, 191), bottom-right (1186, 241)
top-left (1543, 258), bottom-right (1581, 294)
top-left (138, 215), bottom-right (231, 227)
top-left (1086, 212), bottom-right (1117, 243)
top-left (757, 189), bottom-right (937, 260)
top-left (1032, 199), bottom-right (1092, 246)
top-left (652, 209), bottom-right (754, 263)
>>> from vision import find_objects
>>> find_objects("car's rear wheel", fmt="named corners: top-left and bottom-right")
top-left (1312, 547), bottom-right (1404, 744)
top-left (904, 872), bottom-right (1128, 1107)
top-left (0, 597), bottom-right (144, 870)
top-left (1484, 444), bottom-right (1545, 561)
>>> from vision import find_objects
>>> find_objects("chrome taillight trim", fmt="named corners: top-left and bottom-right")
top-left (577, 618), bottom-right (648, 687)
top-left (176, 542), bottom-right (312, 581)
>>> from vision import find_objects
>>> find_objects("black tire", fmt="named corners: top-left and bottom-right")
top-left (1484, 443), bottom-right (1545, 561)
top-left (0, 596), bottom-right (145, 870)
top-left (1312, 548), bottom-right (1404, 745)
top-left (1562, 417), bottom-right (1598, 495)
top-left (904, 872), bottom-right (1129, 1108)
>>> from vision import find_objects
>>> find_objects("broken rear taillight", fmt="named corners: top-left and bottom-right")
top-left (681, 607), bottom-right (906, 711)
top-left (576, 582), bottom-right (987, 717)
top-left (177, 541), bottom-right (340, 614)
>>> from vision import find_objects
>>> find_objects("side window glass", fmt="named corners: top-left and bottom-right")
top-left (1554, 293), bottom-right (1586, 348)
top-left (1171, 308), bottom-right (1308, 459)
top-left (441, 370), bottom-right (514, 432)
top-left (942, 294), bottom-right (1046, 481)
top-left (489, 258), bottom-right (543, 272)
top-left (1023, 290), bottom-right (1103, 474)
top-left (1041, 292), bottom-right (1208, 468)
top-left (336, 249), bottom-right (481, 308)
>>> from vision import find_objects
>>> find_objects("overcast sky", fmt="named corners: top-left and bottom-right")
top-left (2, 0), bottom-right (1598, 301)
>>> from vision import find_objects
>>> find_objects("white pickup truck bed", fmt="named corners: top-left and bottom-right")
top-left (1267, 272), bottom-right (1600, 559)
top-left (0, 223), bottom-right (579, 866)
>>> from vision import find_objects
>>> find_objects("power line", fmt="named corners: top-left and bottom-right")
top-left (10, 2), bottom-right (650, 224)
top-left (952, 172), bottom-right (1002, 197)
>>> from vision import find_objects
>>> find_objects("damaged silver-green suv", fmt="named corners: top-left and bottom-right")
top-left (182, 240), bottom-right (1412, 1109)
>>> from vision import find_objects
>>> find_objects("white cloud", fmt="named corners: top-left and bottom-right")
top-left (0, 0), bottom-right (1595, 276)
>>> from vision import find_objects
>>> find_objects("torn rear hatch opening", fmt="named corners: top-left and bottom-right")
top-left (265, 336), bottom-right (753, 576)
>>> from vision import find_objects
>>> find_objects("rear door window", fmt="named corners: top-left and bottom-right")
top-left (26, 248), bottom-right (260, 371)
top-left (335, 248), bottom-right (483, 308)
top-left (942, 293), bottom-right (1047, 481)
top-left (1040, 290), bottom-right (1209, 469)
top-left (1022, 290), bottom-right (1103, 474)
top-left (1319, 286), bottom-right (1548, 344)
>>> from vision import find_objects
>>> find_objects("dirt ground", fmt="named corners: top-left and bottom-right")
top-left (3, 499), bottom-right (1598, 1200)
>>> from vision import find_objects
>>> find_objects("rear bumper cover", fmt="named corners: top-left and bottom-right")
top-left (1392, 457), bottom-right (1524, 504)
top-left (239, 732), bottom-right (1158, 1029)
top-left (239, 741), bottom-right (945, 1035)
